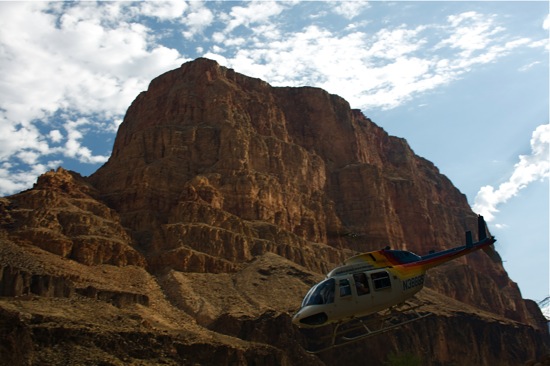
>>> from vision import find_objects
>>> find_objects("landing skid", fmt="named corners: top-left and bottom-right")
top-left (303, 301), bottom-right (432, 354)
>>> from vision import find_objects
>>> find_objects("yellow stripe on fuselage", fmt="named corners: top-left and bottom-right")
top-left (341, 237), bottom-right (496, 281)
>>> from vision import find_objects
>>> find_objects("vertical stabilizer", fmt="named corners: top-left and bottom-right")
top-left (465, 231), bottom-right (473, 247)
top-left (478, 215), bottom-right (487, 241)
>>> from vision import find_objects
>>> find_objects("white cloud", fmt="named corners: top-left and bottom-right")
top-left (473, 124), bottom-right (550, 221)
top-left (519, 61), bottom-right (541, 72)
top-left (139, 0), bottom-right (188, 21)
top-left (0, 2), bottom-right (185, 122)
top-left (0, 1), bottom-right (186, 196)
top-left (0, 114), bottom-right (50, 161)
top-left (16, 151), bottom-right (41, 165)
top-left (437, 11), bottom-right (506, 58)
top-left (330, 1), bottom-right (370, 20)
top-left (49, 130), bottom-right (63, 143)
top-left (181, 1), bottom-right (215, 39)
top-left (369, 26), bottom-right (427, 59)
top-left (206, 8), bottom-right (543, 111)
top-left (0, 162), bottom-right (52, 195)
top-left (223, 1), bottom-right (286, 32)
top-left (212, 32), bottom-right (226, 43)
top-left (61, 118), bottom-right (109, 164)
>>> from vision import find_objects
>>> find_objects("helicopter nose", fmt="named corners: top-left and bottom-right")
top-left (291, 310), bottom-right (304, 326)
top-left (292, 308), bottom-right (328, 327)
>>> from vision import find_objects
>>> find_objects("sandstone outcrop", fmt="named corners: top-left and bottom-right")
top-left (2, 168), bottom-right (145, 267)
top-left (1, 58), bottom-right (548, 365)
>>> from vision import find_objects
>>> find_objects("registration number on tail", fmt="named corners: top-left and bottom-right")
top-left (402, 274), bottom-right (425, 291)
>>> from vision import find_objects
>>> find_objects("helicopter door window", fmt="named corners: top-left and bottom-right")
top-left (339, 279), bottom-right (352, 297)
top-left (353, 273), bottom-right (370, 295)
top-left (371, 271), bottom-right (391, 290)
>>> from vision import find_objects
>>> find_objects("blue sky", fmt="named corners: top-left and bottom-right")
top-left (0, 1), bottom-right (548, 314)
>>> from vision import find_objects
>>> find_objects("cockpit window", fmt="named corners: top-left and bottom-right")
top-left (301, 278), bottom-right (335, 307)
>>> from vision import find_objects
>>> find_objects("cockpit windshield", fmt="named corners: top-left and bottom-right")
top-left (301, 278), bottom-right (335, 307)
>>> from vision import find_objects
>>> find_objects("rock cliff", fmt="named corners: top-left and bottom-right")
top-left (0, 58), bottom-right (548, 365)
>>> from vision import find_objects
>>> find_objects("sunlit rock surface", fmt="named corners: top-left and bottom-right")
top-left (1, 58), bottom-right (547, 365)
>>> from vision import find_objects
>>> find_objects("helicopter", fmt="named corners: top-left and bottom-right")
top-left (292, 215), bottom-right (498, 352)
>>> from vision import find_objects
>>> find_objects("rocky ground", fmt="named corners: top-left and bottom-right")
top-left (1, 236), bottom-right (548, 365)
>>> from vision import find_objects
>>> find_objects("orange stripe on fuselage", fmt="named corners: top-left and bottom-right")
top-left (343, 237), bottom-right (496, 280)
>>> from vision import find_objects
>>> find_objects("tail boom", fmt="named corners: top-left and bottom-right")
top-left (411, 216), bottom-right (498, 270)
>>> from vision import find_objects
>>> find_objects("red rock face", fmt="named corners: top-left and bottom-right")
top-left (89, 58), bottom-right (534, 325)
top-left (1, 58), bottom-right (548, 365)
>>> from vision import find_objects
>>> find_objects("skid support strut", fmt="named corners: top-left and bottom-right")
top-left (305, 301), bottom-right (431, 354)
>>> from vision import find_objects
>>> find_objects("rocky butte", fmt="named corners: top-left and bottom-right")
top-left (0, 58), bottom-right (548, 366)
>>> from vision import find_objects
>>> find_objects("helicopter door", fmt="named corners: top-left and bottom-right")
top-left (369, 270), bottom-right (394, 309)
top-left (351, 272), bottom-right (373, 316)
top-left (335, 278), bottom-right (354, 316)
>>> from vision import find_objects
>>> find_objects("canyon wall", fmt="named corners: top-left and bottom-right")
top-left (0, 58), bottom-right (547, 365)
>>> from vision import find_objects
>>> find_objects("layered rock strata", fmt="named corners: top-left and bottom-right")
top-left (0, 58), bottom-right (547, 365)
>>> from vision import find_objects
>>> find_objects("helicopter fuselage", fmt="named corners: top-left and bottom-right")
top-left (293, 254), bottom-right (427, 327)
top-left (292, 215), bottom-right (497, 328)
